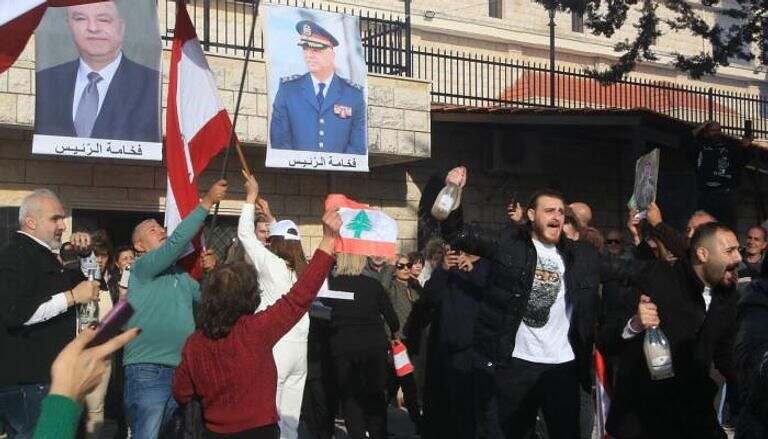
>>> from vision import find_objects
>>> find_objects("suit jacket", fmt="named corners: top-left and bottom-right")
top-left (270, 73), bottom-right (366, 154)
top-left (0, 233), bottom-right (84, 386)
top-left (605, 258), bottom-right (737, 439)
top-left (35, 56), bottom-right (160, 142)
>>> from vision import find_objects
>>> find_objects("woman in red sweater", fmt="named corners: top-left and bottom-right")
top-left (172, 208), bottom-right (341, 438)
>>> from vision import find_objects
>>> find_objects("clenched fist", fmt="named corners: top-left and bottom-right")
top-left (201, 180), bottom-right (228, 210)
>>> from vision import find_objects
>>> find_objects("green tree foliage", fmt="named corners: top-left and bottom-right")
top-left (545, 0), bottom-right (763, 82)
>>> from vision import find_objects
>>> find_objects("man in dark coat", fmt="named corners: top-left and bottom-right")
top-left (604, 222), bottom-right (742, 439)
top-left (417, 249), bottom-right (490, 439)
top-left (0, 189), bottom-right (99, 437)
top-left (35, 1), bottom-right (160, 143)
top-left (734, 278), bottom-right (768, 439)
top-left (439, 167), bottom-right (601, 439)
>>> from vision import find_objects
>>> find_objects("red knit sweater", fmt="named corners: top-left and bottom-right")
top-left (172, 250), bottom-right (334, 434)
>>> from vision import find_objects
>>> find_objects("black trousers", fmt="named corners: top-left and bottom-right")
top-left (329, 348), bottom-right (389, 439)
top-left (495, 358), bottom-right (580, 439)
top-left (387, 368), bottom-right (421, 427)
top-left (422, 349), bottom-right (476, 439)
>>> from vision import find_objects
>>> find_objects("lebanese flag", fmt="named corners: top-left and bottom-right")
top-left (325, 194), bottom-right (398, 258)
top-left (594, 349), bottom-right (611, 439)
top-left (165, 0), bottom-right (233, 276)
top-left (0, 1), bottom-right (107, 74)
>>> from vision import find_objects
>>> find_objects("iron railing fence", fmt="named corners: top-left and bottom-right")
top-left (412, 46), bottom-right (768, 138)
top-left (159, 1), bottom-right (768, 138)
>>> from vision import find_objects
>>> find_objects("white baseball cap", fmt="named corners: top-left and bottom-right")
top-left (269, 220), bottom-right (302, 241)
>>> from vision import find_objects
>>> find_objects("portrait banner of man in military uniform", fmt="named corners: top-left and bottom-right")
top-left (264, 5), bottom-right (369, 172)
top-left (33, 0), bottom-right (162, 161)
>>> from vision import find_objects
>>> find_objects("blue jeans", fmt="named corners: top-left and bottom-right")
top-left (124, 364), bottom-right (178, 439)
top-left (0, 384), bottom-right (50, 439)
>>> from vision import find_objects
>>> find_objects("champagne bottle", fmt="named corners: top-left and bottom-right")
top-left (78, 268), bottom-right (100, 332)
top-left (431, 182), bottom-right (462, 221)
top-left (644, 326), bottom-right (674, 380)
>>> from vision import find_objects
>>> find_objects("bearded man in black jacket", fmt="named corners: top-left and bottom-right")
top-left (439, 167), bottom-right (600, 439)
top-left (604, 222), bottom-right (741, 439)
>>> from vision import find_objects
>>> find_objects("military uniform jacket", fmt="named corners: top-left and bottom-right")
top-left (270, 73), bottom-right (366, 154)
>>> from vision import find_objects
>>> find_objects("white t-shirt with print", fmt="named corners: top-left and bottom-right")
top-left (512, 238), bottom-right (575, 364)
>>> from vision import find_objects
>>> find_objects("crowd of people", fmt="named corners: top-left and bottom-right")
top-left (1, 141), bottom-right (768, 439)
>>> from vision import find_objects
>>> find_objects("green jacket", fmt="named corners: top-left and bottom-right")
top-left (124, 205), bottom-right (207, 367)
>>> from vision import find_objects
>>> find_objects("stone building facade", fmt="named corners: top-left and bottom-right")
top-left (0, 0), bottom-right (766, 254)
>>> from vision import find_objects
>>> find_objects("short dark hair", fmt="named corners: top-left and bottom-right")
top-left (198, 262), bottom-right (261, 339)
top-left (689, 222), bottom-right (734, 260)
top-left (527, 189), bottom-right (566, 211)
top-left (407, 251), bottom-right (424, 266)
top-left (114, 245), bottom-right (134, 258)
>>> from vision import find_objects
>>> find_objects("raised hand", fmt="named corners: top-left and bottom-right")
top-left (646, 202), bottom-right (662, 227)
top-left (70, 232), bottom-right (92, 252)
top-left (442, 250), bottom-right (460, 271)
top-left (201, 179), bottom-right (228, 210)
top-left (242, 170), bottom-right (259, 203)
top-left (49, 326), bottom-right (140, 401)
top-left (445, 166), bottom-right (467, 188)
top-left (317, 208), bottom-right (342, 255)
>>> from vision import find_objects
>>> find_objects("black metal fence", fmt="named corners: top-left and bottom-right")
top-left (161, 1), bottom-right (768, 138)
top-left (412, 46), bottom-right (768, 138)
top-left (162, 0), bottom-right (409, 75)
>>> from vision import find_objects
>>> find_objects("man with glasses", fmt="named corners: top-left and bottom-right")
top-left (270, 20), bottom-right (366, 155)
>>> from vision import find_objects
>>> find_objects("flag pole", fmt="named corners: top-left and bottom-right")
top-left (210, 0), bottom-right (261, 232)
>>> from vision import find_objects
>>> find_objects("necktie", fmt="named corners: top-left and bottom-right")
top-left (316, 83), bottom-right (325, 107)
top-left (74, 71), bottom-right (103, 137)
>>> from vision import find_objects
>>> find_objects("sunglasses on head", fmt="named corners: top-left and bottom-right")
top-left (396, 262), bottom-right (413, 270)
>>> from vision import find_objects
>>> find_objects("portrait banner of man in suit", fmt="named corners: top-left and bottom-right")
top-left (33, 0), bottom-right (162, 161)
top-left (264, 5), bottom-right (369, 172)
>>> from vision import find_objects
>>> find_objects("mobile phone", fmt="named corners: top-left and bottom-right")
top-left (85, 300), bottom-right (134, 348)
top-left (745, 119), bottom-right (753, 138)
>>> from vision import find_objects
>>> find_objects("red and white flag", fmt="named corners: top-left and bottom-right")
top-left (165, 0), bottom-right (233, 275)
top-left (324, 194), bottom-right (398, 258)
top-left (0, 1), bottom-right (107, 74)
top-left (1, 1), bottom-right (46, 74)
top-left (594, 349), bottom-right (612, 439)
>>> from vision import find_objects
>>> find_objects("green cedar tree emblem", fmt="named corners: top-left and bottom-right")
top-left (346, 210), bottom-right (373, 238)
